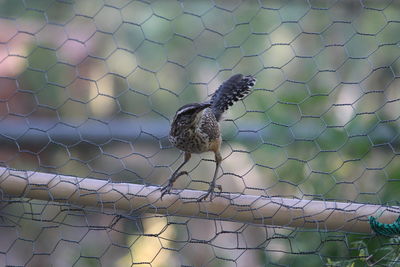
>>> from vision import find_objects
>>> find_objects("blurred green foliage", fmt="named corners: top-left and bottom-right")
top-left (1, 0), bottom-right (400, 266)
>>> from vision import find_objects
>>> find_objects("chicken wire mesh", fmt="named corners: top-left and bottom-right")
top-left (1, 0), bottom-right (400, 266)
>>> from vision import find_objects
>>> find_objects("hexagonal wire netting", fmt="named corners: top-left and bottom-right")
top-left (1, 0), bottom-right (400, 266)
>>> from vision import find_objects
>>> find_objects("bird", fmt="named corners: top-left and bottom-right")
top-left (161, 74), bottom-right (257, 201)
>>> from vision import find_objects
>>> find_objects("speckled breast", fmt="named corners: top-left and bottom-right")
top-left (169, 108), bottom-right (220, 154)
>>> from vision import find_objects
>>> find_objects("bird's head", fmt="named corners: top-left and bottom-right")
top-left (172, 102), bottom-right (211, 127)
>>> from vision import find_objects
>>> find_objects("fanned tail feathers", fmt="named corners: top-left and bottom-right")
top-left (210, 74), bottom-right (256, 121)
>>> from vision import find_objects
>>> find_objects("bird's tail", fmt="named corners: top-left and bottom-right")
top-left (210, 74), bottom-right (256, 121)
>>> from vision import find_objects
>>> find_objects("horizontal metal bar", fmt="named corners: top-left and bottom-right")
top-left (1, 167), bottom-right (398, 233)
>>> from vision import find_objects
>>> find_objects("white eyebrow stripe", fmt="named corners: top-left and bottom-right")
top-left (176, 106), bottom-right (195, 115)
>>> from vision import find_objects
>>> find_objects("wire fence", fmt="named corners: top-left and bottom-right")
top-left (1, 0), bottom-right (400, 266)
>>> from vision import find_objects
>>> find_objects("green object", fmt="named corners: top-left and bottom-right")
top-left (369, 215), bottom-right (400, 237)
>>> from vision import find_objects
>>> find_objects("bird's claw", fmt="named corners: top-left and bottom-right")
top-left (160, 171), bottom-right (188, 199)
top-left (197, 183), bottom-right (222, 202)
top-left (160, 184), bottom-right (172, 198)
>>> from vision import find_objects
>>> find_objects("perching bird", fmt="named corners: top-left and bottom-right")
top-left (161, 74), bottom-right (256, 201)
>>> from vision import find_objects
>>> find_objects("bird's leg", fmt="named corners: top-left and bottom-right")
top-left (198, 151), bottom-right (222, 201)
top-left (161, 152), bottom-right (191, 198)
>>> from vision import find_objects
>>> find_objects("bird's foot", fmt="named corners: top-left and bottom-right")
top-left (197, 183), bottom-right (222, 202)
top-left (160, 171), bottom-right (188, 199)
